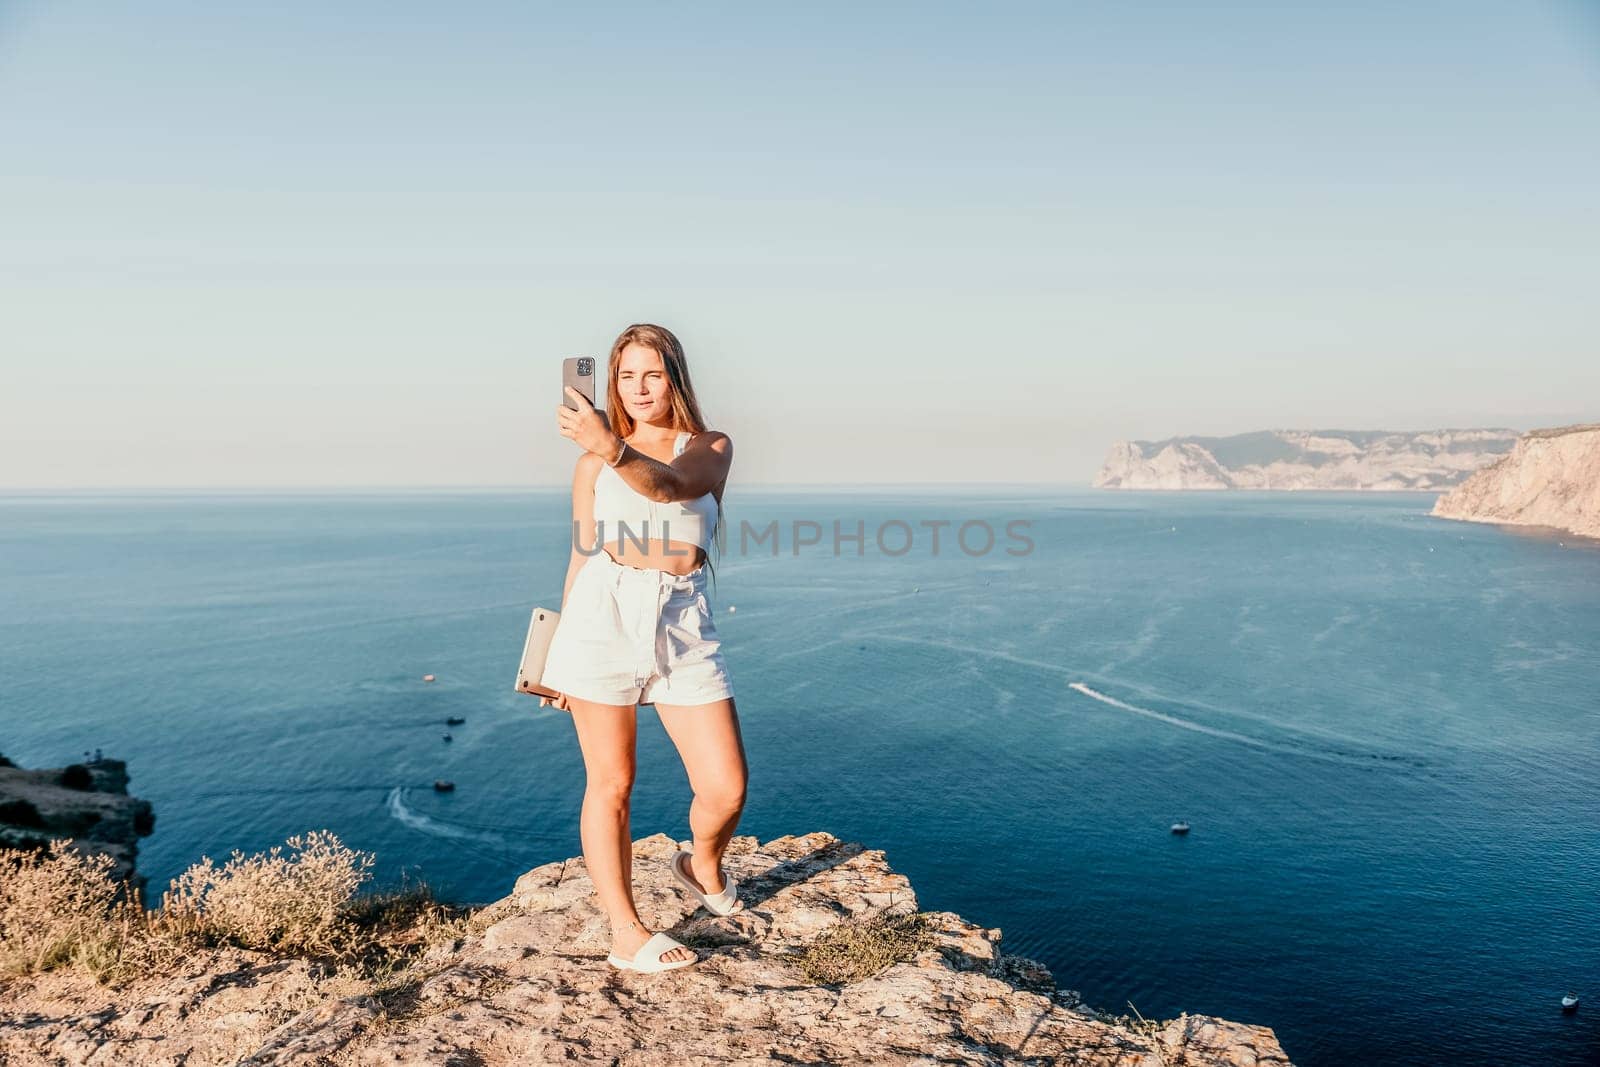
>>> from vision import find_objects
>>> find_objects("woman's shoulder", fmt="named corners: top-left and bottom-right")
top-left (682, 429), bottom-right (733, 451)
top-left (573, 450), bottom-right (605, 489)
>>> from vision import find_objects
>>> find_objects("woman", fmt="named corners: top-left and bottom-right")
top-left (540, 323), bottom-right (748, 974)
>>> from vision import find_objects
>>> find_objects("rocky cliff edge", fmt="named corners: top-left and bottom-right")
top-left (0, 830), bottom-right (1293, 1066)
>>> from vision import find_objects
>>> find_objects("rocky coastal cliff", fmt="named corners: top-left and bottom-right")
top-left (1094, 428), bottom-right (1517, 491)
top-left (0, 830), bottom-right (1294, 1066)
top-left (0, 753), bottom-right (155, 895)
top-left (1431, 423), bottom-right (1600, 540)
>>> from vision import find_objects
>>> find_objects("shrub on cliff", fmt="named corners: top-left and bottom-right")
top-left (0, 798), bottom-right (46, 828)
top-left (157, 829), bottom-right (377, 957)
top-left (791, 909), bottom-right (938, 985)
top-left (59, 764), bottom-right (93, 790)
top-left (0, 831), bottom-right (468, 992)
top-left (0, 838), bottom-right (137, 977)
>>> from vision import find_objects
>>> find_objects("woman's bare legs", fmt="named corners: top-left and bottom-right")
top-left (654, 696), bottom-right (749, 907)
top-left (567, 695), bottom-right (695, 964)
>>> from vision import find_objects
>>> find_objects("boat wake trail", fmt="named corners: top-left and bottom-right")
top-left (1066, 682), bottom-right (1420, 768)
top-left (386, 786), bottom-right (516, 849)
top-left (1068, 683), bottom-right (1282, 749)
top-left (849, 632), bottom-right (1424, 770)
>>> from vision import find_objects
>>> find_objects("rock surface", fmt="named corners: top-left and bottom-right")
top-left (0, 755), bottom-right (155, 894)
top-left (0, 830), bottom-right (1295, 1066)
top-left (1431, 423), bottom-right (1600, 540)
top-left (1094, 428), bottom-right (1517, 491)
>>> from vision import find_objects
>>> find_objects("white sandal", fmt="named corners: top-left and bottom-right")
top-left (607, 929), bottom-right (698, 973)
top-left (670, 849), bottom-right (741, 916)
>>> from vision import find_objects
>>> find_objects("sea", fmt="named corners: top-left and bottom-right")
top-left (1, 487), bottom-right (1596, 1067)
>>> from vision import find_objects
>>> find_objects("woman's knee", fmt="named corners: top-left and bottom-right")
top-left (695, 783), bottom-right (746, 817)
top-left (584, 769), bottom-right (636, 805)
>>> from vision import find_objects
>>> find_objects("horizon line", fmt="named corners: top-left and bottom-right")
top-left (0, 480), bottom-right (1098, 494)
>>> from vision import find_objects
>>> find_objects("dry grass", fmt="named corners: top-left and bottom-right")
top-left (0, 831), bottom-right (483, 996)
top-left (1089, 1002), bottom-right (1179, 1066)
top-left (0, 838), bottom-right (139, 978)
top-left (789, 909), bottom-right (939, 985)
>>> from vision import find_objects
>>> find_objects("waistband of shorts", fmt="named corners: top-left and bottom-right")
top-left (584, 549), bottom-right (707, 590)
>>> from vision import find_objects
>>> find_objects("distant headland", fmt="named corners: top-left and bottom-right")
top-left (1094, 428), bottom-right (1518, 491)
top-left (0, 752), bottom-right (155, 895)
top-left (1431, 424), bottom-right (1600, 540)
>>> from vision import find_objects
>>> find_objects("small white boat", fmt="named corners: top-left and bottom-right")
top-left (422, 674), bottom-right (436, 683)
top-left (1171, 821), bottom-right (1190, 835)
top-left (1562, 992), bottom-right (1579, 1012)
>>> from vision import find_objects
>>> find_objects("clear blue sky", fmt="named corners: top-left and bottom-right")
top-left (3, 1), bottom-right (1597, 487)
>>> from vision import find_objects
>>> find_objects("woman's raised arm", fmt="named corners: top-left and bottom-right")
top-left (555, 386), bottom-right (731, 504)
top-left (609, 431), bottom-right (732, 504)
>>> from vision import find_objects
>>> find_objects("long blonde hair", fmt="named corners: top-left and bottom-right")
top-left (605, 324), bottom-right (727, 589)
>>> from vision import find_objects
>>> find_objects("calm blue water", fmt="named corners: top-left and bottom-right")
top-left (2, 488), bottom-right (1597, 1067)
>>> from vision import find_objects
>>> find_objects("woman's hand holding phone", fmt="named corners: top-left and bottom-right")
top-left (538, 691), bottom-right (573, 712)
top-left (556, 386), bottom-right (619, 459)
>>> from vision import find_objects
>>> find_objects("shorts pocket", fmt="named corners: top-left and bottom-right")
top-left (554, 581), bottom-right (622, 655)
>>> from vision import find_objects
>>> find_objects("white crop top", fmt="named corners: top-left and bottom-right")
top-left (592, 431), bottom-right (718, 551)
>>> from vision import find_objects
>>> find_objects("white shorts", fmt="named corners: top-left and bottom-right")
top-left (541, 550), bottom-right (735, 708)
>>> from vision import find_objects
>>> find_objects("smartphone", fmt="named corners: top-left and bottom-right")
top-left (562, 357), bottom-right (597, 411)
